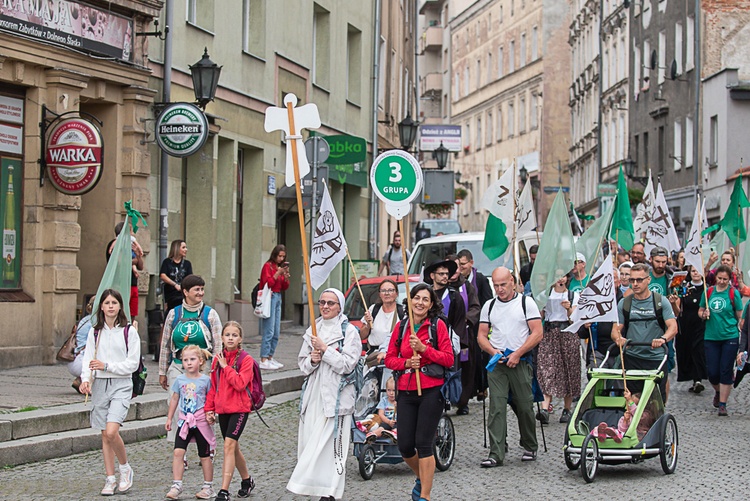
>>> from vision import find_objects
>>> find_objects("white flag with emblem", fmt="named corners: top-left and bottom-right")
top-left (564, 256), bottom-right (618, 333)
top-left (684, 197), bottom-right (708, 273)
top-left (481, 167), bottom-right (515, 260)
top-left (516, 180), bottom-right (536, 235)
top-left (309, 181), bottom-right (347, 290)
top-left (645, 183), bottom-right (682, 255)
top-left (634, 172), bottom-right (654, 236)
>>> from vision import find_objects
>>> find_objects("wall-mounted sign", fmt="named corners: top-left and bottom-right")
top-left (45, 117), bottom-right (103, 195)
top-left (0, 124), bottom-right (22, 155)
top-left (155, 103), bottom-right (209, 158)
top-left (0, 96), bottom-right (23, 125)
top-left (0, 1), bottom-right (133, 61)
top-left (419, 124), bottom-right (462, 151)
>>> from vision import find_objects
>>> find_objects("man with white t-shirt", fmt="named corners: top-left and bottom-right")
top-left (477, 267), bottom-right (543, 467)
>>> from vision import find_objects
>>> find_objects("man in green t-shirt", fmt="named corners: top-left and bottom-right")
top-left (613, 263), bottom-right (678, 400)
top-left (569, 253), bottom-right (589, 293)
top-left (648, 246), bottom-right (672, 295)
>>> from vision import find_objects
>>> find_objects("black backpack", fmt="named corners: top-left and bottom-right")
top-left (251, 280), bottom-right (260, 308)
top-left (371, 302), bottom-right (405, 322)
top-left (395, 314), bottom-right (461, 373)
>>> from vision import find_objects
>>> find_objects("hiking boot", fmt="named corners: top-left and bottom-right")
top-left (196, 484), bottom-right (215, 499)
top-left (559, 409), bottom-right (572, 423)
top-left (101, 477), bottom-right (117, 496)
top-left (216, 490), bottom-right (231, 501)
top-left (693, 381), bottom-right (704, 394)
top-left (718, 404), bottom-right (728, 417)
top-left (536, 409), bottom-right (549, 425)
top-left (165, 483), bottom-right (182, 499)
top-left (237, 477), bottom-right (255, 498)
top-left (713, 391), bottom-right (720, 408)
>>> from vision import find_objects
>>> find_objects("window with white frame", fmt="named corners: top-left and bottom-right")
top-left (347, 24), bottom-right (362, 103)
top-left (709, 115), bottom-right (718, 166)
top-left (187, 0), bottom-right (214, 31)
top-left (685, 116), bottom-right (694, 167)
top-left (454, 72), bottom-right (460, 101)
top-left (634, 42), bottom-right (641, 95)
top-left (675, 22), bottom-right (683, 76)
top-left (530, 93), bottom-right (538, 129)
top-left (520, 33), bottom-right (526, 68)
top-left (242, 0), bottom-right (265, 55)
top-left (673, 119), bottom-right (682, 171)
top-left (519, 96), bottom-right (526, 133)
top-left (464, 66), bottom-right (470, 97)
top-left (476, 116), bottom-right (482, 149)
top-left (465, 123), bottom-right (471, 152)
top-left (496, 107), bottom-right (503, 141)
top-left (313, 5), bottom-right (331, 89)
top-left (532, 26), bottom-right (538, 60)
top-left (658, 30), bottom-right (666, 84)
top-left (488, 53), bottom-right (492, 84)
top-left (477, 59), bottom-right (482, 89)
top-left (686, 16), bottom-right (695, 70)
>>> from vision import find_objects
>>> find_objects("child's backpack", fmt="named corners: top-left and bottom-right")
top-left (216, 350), bottom-right (269, 427)
top-left (93, 325), bottom-right (147, 398)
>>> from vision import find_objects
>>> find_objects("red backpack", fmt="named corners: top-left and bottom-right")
top-left (217, 350), bottom-right (266, 412)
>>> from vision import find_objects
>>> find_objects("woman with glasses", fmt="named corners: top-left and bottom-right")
top-left (699, 265), bottom-right (743, 416)
top-left (359, 279), bottom-right (405, 365)
top-left (287, 288), bottom-right (361, 501)
top-left (385, 283), bottom-right (454, 501)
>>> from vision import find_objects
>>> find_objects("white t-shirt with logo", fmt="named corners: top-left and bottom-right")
top-left (480, 293), bottom-right (541, 352)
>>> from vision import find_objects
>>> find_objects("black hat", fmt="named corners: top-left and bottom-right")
top-left (423, 259), bottom-right (458, 285)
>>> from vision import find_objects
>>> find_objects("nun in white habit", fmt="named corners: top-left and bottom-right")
top-left (286, 288), bottom-right (361, 500)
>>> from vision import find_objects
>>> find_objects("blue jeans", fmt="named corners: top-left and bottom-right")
top-left (261, 292), bottom-right (282, 358)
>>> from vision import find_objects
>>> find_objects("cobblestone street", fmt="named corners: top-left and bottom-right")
top-left (2, 378), bottom-right (749, 500)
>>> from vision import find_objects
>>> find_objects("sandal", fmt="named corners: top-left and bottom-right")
top-left (480, 457), bottom-right (502, 468)
top-left (521, 450), bottom-right (537, 461)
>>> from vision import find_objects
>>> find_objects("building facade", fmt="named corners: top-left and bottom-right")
top-left (0, 0), bottom-right (161, 368)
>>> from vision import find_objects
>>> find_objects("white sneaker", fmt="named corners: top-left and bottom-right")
top-left (195, 484), bottom-right (216, 499)
top-left (165, 483), bottom-right (182, 499)
top-left (258, 360), bottom-right (276, 370)
top-left (101, 477), bottom-right (117, 496)
top-left (269, 359), bottom-right (284, 369)
top-left (118, 464), bottom-right (133, 493)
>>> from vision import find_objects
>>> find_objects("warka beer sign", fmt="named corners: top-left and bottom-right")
top-left (155, 103), bottom-right (209, 158)
top-left (45, 117), bottom-right (104, 195)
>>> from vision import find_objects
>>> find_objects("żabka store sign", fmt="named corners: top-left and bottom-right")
top-left (45, 117), bottom-right (103, 195)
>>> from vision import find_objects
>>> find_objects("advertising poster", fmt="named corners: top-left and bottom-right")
top-left (1, 158), bottom-right (21, 289)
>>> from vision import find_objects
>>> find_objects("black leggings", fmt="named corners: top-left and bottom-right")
top-left (396, 386), bottom-right (444, 459)
top-left (218, 413), bottom-right (248, 441)
top-left (174, 426), bottom-right (212, 457)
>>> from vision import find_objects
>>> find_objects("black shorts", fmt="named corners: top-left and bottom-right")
top-left (218, 413), bottom-right (249, 441)
top-left (174, 426), bottom-right (212, 458)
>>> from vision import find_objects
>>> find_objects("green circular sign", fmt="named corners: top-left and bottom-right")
top-left (156, 102), bottom-right (209, 158)
top-left (370, 150), bottom-right (423, 218)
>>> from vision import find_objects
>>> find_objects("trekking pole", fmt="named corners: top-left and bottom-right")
top-left (482, 397), bottom-right (487, 448)
top-left (536, 401), bottom-right (547, 452)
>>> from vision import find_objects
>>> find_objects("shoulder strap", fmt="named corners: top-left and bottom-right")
top-left (622, 295), bottom-right (634, 337)
top-left (488, 297), bottom-right (497, 317)
top-left (200, 305), bottom-right (211, 327)
top-left (171, 305), bottom-right (183, 329)
top-left (396, 303), bottom-right (405, 320)
top-left (707, 286), bottom-right (715, 302)
top-left (123, 325), bottom-right (130, 354)
top-left (652, 292), bottom-right (666, 332)
top-left (568, 289), bottom-right (575, 303)
top-left (520, 294), bottom-right (527, 317)
top-left (386, 247), bottom-right (393, 262)
top-left (371, 303), bottom-right (382, 319)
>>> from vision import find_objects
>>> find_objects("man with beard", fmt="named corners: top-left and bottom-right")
top-left (378, 231), bottom-right (411, 276)
top-left (648, 246), bottom-right (673, 295)
top-left (443, 254), bottom-right (481, 415)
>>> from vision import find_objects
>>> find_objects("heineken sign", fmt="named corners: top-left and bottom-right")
top-left (156, 103), bottom-right (209, 157)
top-left (45, 117), bottom-right (104, 195)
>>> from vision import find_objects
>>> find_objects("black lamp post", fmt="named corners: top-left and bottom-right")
top-left (519, 164), bottom-right (528, 185)
top-left (189, 48), bottom-right (222, 110)
top-left (433, 141), bottom-right (449, 169)
top-left (623, 156), bottom-right (648, 186)
top-left (397, 113), bottom-right (419, 151)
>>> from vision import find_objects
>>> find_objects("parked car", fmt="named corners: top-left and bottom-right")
top-left (343, 274), bottom-right (421, 329)
top-left (414, 219), bottom-right (462, 243)
top-left (407, 231), bottom-right (541, 278)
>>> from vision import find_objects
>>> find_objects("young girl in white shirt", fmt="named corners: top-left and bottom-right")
top-left (80, 289), bottom-right (141, 496)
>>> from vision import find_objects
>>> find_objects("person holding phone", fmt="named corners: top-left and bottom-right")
top-left (259, 245), bottom-right (290, 370)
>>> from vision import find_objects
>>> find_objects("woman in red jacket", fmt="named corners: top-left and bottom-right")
top-left (205, 321), bottom-right (255, 501)
top-left (259, 245), bottom-right (290, 370)
top-left (385, 283), bottom-right (454, 501)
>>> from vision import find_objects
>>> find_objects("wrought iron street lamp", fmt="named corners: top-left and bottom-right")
top-left (623, 156), bottom-right (649, 186)
top-left (397, 113), bottom-right (418, 151)
top-left (189, 48), bottom-right (222, 110)
top-left (433, 141), bottom-right (449, 169)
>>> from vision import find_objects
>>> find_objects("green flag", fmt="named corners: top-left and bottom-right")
top-left (481, 168), bottom-right (514, 261)
top-left (576, 201), bottom-right (616, 271)
top-left (609, 165), bottom-right (635, 251)
top-left (482, 213), bottom-right (510, 261)
top-left (718, 175), bottom-right (750, 247)
top-left (530, 191), bottom-right (577, 310)
top-left (703, 230), bottom-right (727, 271)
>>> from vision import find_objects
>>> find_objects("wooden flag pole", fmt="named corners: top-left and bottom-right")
top-left (286, 102), bottom-right (318, 338)
top-left (345, 248), bottom-right (372, 329)
top-left (399, 218), bottom-right (421, 395)
top-left (511, 162), bottom-right (520, 279)
top-left (698, 195), bottom-right (710, 309)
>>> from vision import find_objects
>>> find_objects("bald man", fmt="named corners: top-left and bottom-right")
top-left (477, 267), bottom-right (543, 467)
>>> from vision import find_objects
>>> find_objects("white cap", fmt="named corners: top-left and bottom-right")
top-left (575, 252), bottom-right (586, 263)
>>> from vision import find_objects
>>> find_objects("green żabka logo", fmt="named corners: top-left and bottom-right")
top-left (156, 103), bottom-right (209, 157)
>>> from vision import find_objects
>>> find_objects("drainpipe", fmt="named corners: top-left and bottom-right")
top-left (693, 0), bottom-right (700, 197)
top-left (370, 0), bottom-right (382, 260)
top-left (158, 0), bottom-right (173, 266)
top-left (597, 0), bottom-right (604, 217)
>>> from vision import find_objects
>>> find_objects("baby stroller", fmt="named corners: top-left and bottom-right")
top-left (562, 341), bottom-right (678, 483)
top-left (352, 364), bottom-right (456, 480)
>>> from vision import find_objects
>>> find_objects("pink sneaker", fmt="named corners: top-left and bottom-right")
top-left (596, 423), bottom-right (608, 443)
top-left (604, 427), bottom-right (623, 443)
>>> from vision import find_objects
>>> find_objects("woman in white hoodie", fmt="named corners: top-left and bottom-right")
top-left (287, 288), bottom-right (361, 501)
top-left (80, 289), bottom-right (141, 496)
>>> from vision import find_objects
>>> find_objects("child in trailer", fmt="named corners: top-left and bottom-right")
top-left (367, 377), bottom-right (398, 442)
top-left (79, 289), bottom-right (141, 496)
top-left (596, 389), bottom-right (654, 442)
top-left (205, 321), bottom-right (256, 501)
top-left (165, 345), bottom-right (216, 499)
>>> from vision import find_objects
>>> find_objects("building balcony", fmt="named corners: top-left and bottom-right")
top-left (421, 72), bottom-right (442, 97)
top-left (420, 25), bottom-right (443, 53)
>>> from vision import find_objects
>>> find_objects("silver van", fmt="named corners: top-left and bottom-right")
top-left (406, 231), bottom-right (541, 278)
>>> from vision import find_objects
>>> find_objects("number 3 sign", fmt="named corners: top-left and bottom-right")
top-left (370, 149), bottom-right (423, 219)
